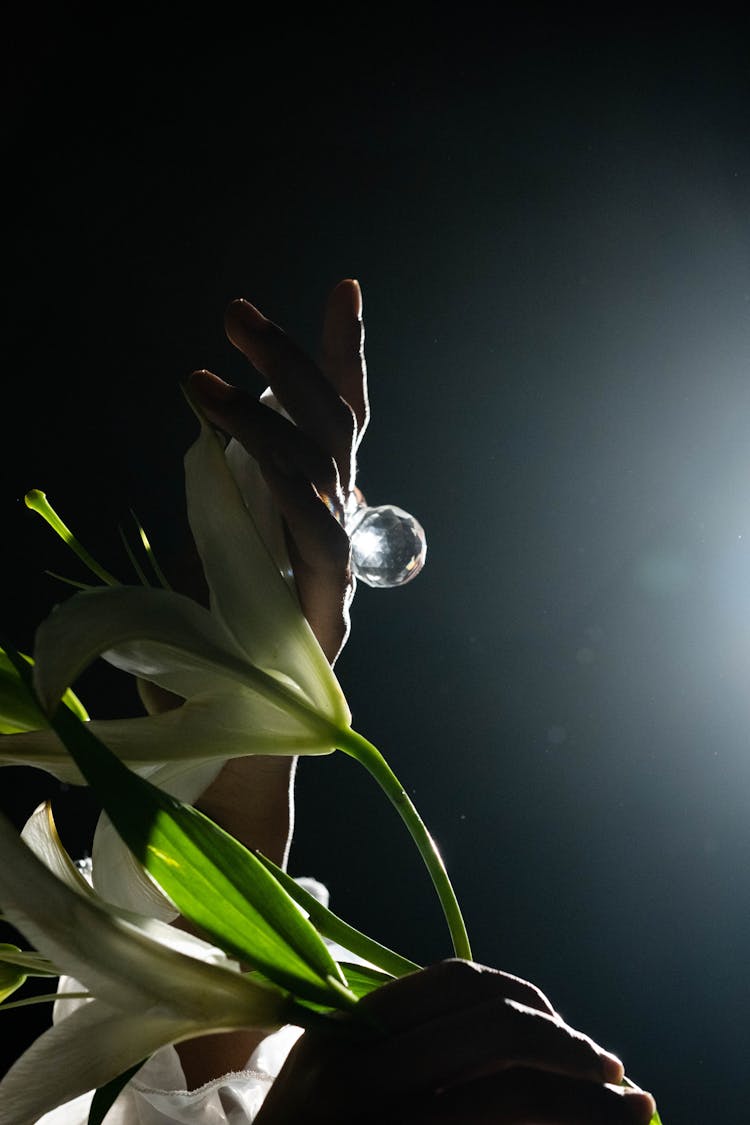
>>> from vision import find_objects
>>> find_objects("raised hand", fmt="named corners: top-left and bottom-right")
top-left (187, 278), bottom-right (369, 664)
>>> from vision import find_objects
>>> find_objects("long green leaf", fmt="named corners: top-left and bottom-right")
top-left (334, 962), bottom-right (394, 999)
top-left (249, 961), bottom-right (393, 1007)
top-left (2, 641), bottom-right (354, 1010)
top-left (253, 851), bottom-right (421, 979)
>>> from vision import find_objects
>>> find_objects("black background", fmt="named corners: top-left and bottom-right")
top-left (3, 6), bottom-right (750, 1122)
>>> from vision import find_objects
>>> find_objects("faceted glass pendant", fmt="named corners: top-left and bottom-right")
top-left (345, 501), bottom-right (427, 588)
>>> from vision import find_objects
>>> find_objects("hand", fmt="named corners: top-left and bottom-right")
top-left (186, 278), bottom-right (369, 665)
top-left (255, 960), bottom-right (657, 1125)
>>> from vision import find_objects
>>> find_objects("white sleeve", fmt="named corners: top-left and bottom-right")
top-left (35, 1028), bottom-right (302, 1125)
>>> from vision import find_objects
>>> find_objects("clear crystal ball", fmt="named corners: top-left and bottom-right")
top-left (346, 503), bottom-right (427, 588)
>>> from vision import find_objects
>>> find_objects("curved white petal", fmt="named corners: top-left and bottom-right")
top-left (0, 999), bottom-right (270, 1125)
top-left (18, 801), bottom-right (246, 967)
top-left (185, 419), bottom-right (350, 727)
top-left (1, 681), bottom-right (337, 804)
top-left (52, 973), bottom-right (91, 1026)
top-left (90, 758), bottom-right (224, 920)
top-left (225, 437), bottom-right (295, 590)
top-left (31, 585), bottom-right (251, 714)
top-left (20, 803), bottom-right (93, 897)
top-left (92, 812), bottom-right (178, 921)
top-left (0, 727), bottom-right (85, 782)
top-left (0, 812), bottom-right (285, 1026)
top-left (84, 688), bottom-right (337, 763)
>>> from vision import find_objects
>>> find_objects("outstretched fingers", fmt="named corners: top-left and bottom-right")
top-left (186, 280), bottom-right (373, 664)
top-left (224, 297), bottom-right (358, 493)
top-left (185, 370), bottom-right (344, 517)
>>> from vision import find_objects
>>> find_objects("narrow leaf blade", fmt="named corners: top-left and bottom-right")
top-left (253, 850), bottom-right (421, 978)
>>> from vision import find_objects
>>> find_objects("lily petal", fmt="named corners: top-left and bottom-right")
top-left (184, 417), bottom-right (350, 725)
top-left (17, 797), bottom-right (172, 925)
top-left (20, 800), bottom-right (249, 975)
top-left (0, 686), bottom-right (337, 790)
top-left (225, 437), bottom-right (295, 590)
top-left (0, 999), bottom-right (255, 1125)
top-left (20, 802), bottom-right (93, 897)
top-left (0, 811), bottom-right (286, 1026)
top-left (31, 586), bottom-right (253, 713)
top-left (32, 585), bottom-right (346, 752)
top-left (0, 726), bottom-right (85, 783)
top-left (90, 759), bottom-right (226, 919)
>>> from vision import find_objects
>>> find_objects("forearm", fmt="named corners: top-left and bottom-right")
top-left (195, 753), bottom-right (297, 870)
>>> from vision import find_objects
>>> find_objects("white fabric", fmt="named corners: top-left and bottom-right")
top-left (35, 878), bottom-right (357, 1125)
top-left (35, 1026), bottom-right (302, 1125)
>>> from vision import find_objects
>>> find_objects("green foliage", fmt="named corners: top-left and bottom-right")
top-left (0, 946), bottom-right (27, 1004)
top-left (253, 850), bottom-right (421, 979)
top-left (0, 648), bottom-right (88, 733)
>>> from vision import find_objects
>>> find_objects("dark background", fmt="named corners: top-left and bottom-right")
top-left (3, 7), bottom-right (749, 1122)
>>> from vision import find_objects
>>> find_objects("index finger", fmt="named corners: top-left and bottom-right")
top-left (224, 297), bottom-right (357, 490)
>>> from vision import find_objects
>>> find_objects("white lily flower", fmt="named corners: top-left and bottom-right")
top-left (0, 415), bottom-right (353, 910)
top-left (4, 414), bottom-right (350, 767)
top-left (0, 806), bottom-right (291, 1125)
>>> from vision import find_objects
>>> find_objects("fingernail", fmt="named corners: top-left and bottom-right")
top-left (230, 298), bottom-right (269, 329)
top-left (186, 370), bottom-right (237, 406)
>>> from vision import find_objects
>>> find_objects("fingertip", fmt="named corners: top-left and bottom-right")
top-left (226, 296), bottom-right (265, 318)
top-left (635, 1092), bottom-right (658, 1123)
top-left (347, 278), bottom-right (363, 317)
top-left (606, 1084), bottom-right (657, 1123)
top-left (185, 369), bottom-right (239, 410)
top-left (331, 278), bottom-right (363, 318)
top-left (600, 1051), bottom-right (625, 1085)
top-left (224, 298), bottom-right (269, 350)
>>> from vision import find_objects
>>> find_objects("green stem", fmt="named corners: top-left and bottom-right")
top-left (337, 728), bottom-right (472, 962)
top-left (25, 490), bottom-right (120, 587)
